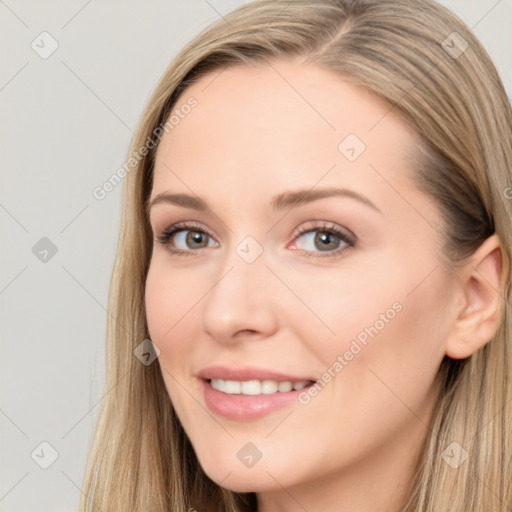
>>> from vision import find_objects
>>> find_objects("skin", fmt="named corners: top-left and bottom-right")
top-left (144, 56), bottom-right (505, 512)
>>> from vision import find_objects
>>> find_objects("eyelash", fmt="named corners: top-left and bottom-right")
top-left (155, 220), bottom-right (356, 259)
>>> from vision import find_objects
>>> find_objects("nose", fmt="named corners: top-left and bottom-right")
top-left (200, 242), bottom-right (280, 344)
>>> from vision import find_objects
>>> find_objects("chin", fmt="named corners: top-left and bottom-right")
top-left (208, 457), bottom-right (307, 494)
top-left (209, 471), bottom-right (282, 493)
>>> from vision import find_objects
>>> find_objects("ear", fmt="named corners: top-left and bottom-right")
top-left (445, 234), bottom-right (508, 359)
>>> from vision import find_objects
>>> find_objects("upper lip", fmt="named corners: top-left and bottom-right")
top-left (197, 365), bottom-right (316, 382)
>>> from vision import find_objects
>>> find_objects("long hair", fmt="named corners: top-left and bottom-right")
top-left (80, 1), bottom-right (512, 510)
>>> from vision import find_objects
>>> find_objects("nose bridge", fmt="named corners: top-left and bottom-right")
top-left (200, 235), bottom-right (279, 342)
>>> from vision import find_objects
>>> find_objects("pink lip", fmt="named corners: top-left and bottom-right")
top-left (197, 365), bottom-right (316, 382)
top-left (200, 378), bottom-right (315, 421)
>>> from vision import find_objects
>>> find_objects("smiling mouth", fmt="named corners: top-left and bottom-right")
top-left (206, 378), bottom-right (316, 395)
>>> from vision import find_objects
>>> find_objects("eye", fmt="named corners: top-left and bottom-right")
top-left (155, 221), bottom-right (218, 256)
top-left (155, 220), bottom-right (356, 258)
top-left (291, 221), bottom-right (355, 258)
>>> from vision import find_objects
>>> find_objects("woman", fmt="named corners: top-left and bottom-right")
top-left (80, 1), bottom-right (512, 510)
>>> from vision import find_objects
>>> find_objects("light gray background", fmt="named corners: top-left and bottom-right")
top-left (1, 1), bottom-right (511, 511)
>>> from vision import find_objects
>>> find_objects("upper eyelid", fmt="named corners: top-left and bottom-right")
top-left (163, 221), bottom-right (216, 238)
top-left (157, 220), bottom-right (351, 236)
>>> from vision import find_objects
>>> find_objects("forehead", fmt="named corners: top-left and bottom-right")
top-left (151, 57), bottom-right (419, 209)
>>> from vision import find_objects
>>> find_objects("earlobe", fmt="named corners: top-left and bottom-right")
top-left (445, 234), bottom-right (508, 360)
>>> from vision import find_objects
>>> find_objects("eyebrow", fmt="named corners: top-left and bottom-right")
top-left (146, 187), bottom-right (382, 215)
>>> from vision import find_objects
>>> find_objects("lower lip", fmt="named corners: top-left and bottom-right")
top-left (201, 379), bottom-right (312, 421)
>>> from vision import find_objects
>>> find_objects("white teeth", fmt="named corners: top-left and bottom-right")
top-left (210, 379), bottom-right (312, 395)
top-left (224, 380), bottom-right (241, 394)
top-left (261, 380), bottom-right (278, 394)
top-left (241, 380), bottom-right (261, 395)
top-left (278, 381), bottom-right (293, 392)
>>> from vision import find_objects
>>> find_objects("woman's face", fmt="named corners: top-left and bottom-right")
top-left (145, 57), bottom-right (457, 503)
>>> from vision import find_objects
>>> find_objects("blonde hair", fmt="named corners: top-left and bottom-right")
top-left (80, 1), bottom-right (512, 510)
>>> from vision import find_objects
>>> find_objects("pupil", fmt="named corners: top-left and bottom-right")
top-left (316, 232), bottom-right (337, 251)
top-left (188, 231), bottom-right (205, 247)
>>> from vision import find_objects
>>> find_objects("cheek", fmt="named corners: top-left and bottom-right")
top-left (145, 265), bottom-right (170, 343)
top-left (323, 270), bottom-right (448, 421)
top-left (144, 265), bottom-right (195, 408)
top-left (274, 265), bottom-right (402, 369)
top-left (288, 275), bottom-right (448, 472)
top-left (293, 255), bottom-right (449, 416)
top-left (144, 264), bottom-right (194, 399)
top-left (144, 260), bottom-right (198, 344)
